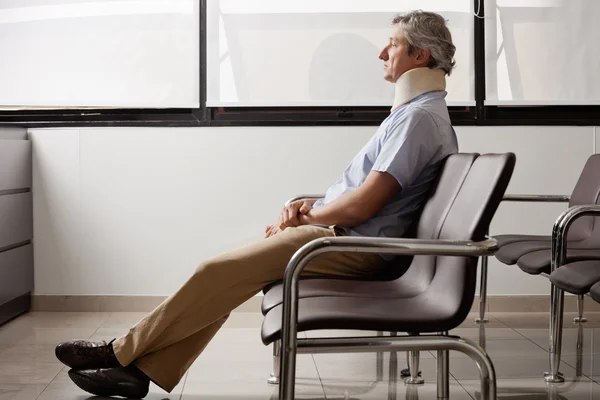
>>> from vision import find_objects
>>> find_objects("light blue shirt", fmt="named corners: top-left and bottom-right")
top-left (314, 90), bottom-right (458, 257)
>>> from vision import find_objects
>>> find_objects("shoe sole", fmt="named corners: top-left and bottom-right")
top-left (68, 369), bottom-right (149, 399)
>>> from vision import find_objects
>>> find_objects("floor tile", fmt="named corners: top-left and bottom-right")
top-left (0, 384), bottom-right (47, 400)
top-left (458, 313), bottom-right (506, 328)
top-left (450, 355), bottom-right (578, 380)
top-left (186, 355), bottom-right (319, 384)
top-left (460, 376), bottom-right (599, 400)
top-left (7, 312), bottom-right (110, 329)
top-left (450, 327), bottom-right (524, 341)
top-left (0, 344), bottom-right (60, 364)
top-left (517, 327), bottom-right (600, 357)
top-left (2, 311), bottom-right (600, 400)
top-left (321, 379), bottom-right (472, 400)
top-left (449, 339), bottom-right (547, 359)
top-left (0, 360), bottom-right (63, 384)
top-left (181, 381), bottom-right (325, 399)
top-left (37, 380), bottom-right (185, 400)
top-left (314, 352), bottom-right (437, 383)
top-left (99, 312), bottom-right (149, 328)
top-left (562, 354), bottom-right (600, 377)
top-left (87, 327), bottom-right (129, 342)
top-left (492, 312), bottom-right (600, 329)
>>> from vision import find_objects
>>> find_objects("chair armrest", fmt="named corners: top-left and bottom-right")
top-left (551, 205), bottom-right (600, 271)
top-left (281, 236), bottom-right (498, 310)
top-left (285, 194), bottom-right (325, 207)
top-left (485, 194), bottom-right (571, 236)
top-left (502, 194), bottom-right (570, 203)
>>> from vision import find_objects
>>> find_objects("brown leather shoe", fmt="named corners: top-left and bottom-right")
top-left (68, 366), bottom-right (150, 399)
top-left (55, 339), bottom-right (121, 370)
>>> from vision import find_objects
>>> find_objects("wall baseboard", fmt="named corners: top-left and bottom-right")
top-left (30, 294), bottom-right (600, 313)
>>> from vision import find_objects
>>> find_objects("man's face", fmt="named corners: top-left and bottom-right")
top-left (379, 26), bottom-right (427, 83)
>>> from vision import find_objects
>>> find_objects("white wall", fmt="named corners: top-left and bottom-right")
top-left (30, 125), bottom-right (597, 296)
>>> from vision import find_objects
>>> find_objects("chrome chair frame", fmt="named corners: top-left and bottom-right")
top-left (475, 194), bottom-right (572, 324)
top-left (546, 204), bottom-right (600, 383)
top-left (277, 236), bottom-right (499, 400)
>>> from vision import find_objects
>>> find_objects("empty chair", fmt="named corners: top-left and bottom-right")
top-left (476, 154), bottom-right (600, 323)
top-left (261, 153), bottom-right (516, 400)
top-left (550, 260), bottom-right (600, 296)
top-left (590, 280), bottom-right (600, 303)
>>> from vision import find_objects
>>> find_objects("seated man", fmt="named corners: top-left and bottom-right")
top-left (55, 10), bottom-right (458, 399)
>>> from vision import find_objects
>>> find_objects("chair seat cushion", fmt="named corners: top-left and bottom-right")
top-left (550, 261), bottom-right (600, 295)
top-left (261, 294), bottom-right (469, 345)
top-left (517, 249), bottom-right (600, 275)
top-left (495, 241), bottom-right (551, 265)
top-left (495, 234), bottom-right (551, 247)
top-left (261, 271), bottom-right (423, 316)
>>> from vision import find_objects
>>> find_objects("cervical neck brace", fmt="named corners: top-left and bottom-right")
top-left (392, 67), bottom-right (447, 111)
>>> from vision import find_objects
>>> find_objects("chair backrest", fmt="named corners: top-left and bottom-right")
top-left (567, 154), bottom-right (600, 241)
top-left (417, 153), bottom-right (516, 330)
top-left (380, 153), bottom-right (479, 289)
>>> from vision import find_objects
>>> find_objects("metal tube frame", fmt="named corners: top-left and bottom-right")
top-left (546, 205), bottom-right (600, 383)
top-left (267, 339), bottom-right (281, 384)
top-left (437, 331), bottom-right (450, 400)
top-left (475, 194), bottom-right (571, 324)
top-left (277, 236), bottom-right (499, 400)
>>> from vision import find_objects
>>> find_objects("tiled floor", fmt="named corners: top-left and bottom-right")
top-left (1, 311), bottom-right (600, 399)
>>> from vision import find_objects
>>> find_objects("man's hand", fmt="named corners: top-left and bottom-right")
top-left (264, 223), bottom-right (281, 238)
top-left (279, 200), bottom-right (313, 229)
top-left (264, 199), bottom-right (315, 238)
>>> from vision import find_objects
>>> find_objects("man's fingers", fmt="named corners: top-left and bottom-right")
top-left (287, 207), bottom-right (297, 226)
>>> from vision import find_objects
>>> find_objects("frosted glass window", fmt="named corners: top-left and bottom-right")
top-left (485, 0), bottom-right (600, 105)
top-left (0, 0), bottom-right (200, 109)
top-left (207, 1), bottom-right (475, 107)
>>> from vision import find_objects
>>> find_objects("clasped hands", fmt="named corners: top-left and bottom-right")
top-left (264, 200), bottom-right (313, 238)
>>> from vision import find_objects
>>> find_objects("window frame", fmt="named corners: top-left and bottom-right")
top-left (1, 0), bottom-right (599, 128)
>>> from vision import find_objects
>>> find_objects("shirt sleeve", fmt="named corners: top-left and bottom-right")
top-left (372, 109), bottom-right (442, 189)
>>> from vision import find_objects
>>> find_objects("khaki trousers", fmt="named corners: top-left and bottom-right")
top-left (112, 225), bottom-right (386, 392)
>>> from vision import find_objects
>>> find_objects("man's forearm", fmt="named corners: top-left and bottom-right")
top-left (298, 191), bottom-right (371, 228)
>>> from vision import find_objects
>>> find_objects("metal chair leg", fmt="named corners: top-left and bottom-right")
top-left (545, 286), bottom-right (565, 383)
top-left (267, 339), bottom-right (281, 384)
top-left (475, 255), bottom-right (489, 323)
top-left (575, 322), bottom-right (583, 377)
top-left (437, 331), bottom-right (450, 400)
top-left (388, 348), bottom-right (398, 400)
top-left (405, 351), bottom-right (425, 385)
top-left (573, 295), bottom-right (587, 323)
top-left (377, 331), bottom-right (384, 382)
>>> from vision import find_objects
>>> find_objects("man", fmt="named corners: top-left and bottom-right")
top-left (55, 10), bottom-right (458, 398)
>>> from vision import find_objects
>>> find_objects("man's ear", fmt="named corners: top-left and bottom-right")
top-left (415, 48), bottom-right (431, 66)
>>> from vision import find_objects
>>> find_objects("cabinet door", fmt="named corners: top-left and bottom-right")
top-left (0, 193), bottom-right (33, 249)
top-left (0, 139), bottom-right (32, 191)
top-left (0, 245), bottom-right (33, 305)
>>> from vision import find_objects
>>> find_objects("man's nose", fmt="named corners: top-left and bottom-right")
top-left (379, 44), bottom-right (390, 60)
top-left (379, 48), bottom-right (388, 61)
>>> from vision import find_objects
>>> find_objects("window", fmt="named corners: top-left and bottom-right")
top-left (207, 0), bottom-right (475, 107)
top-left (0, 0), bottom-right (200, 109)
top-left (485, 0), bottom-right (600, 105)
top-left (2, 0), bottom-right (600, 126)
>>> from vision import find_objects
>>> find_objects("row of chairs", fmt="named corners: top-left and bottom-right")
top-left (477, 154), bottom-right (600, 383)
top-left (258, 152), bottom-right (599, 399)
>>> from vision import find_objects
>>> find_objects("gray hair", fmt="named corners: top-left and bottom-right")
top-left (392, 10), bottom-right (456, 75)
